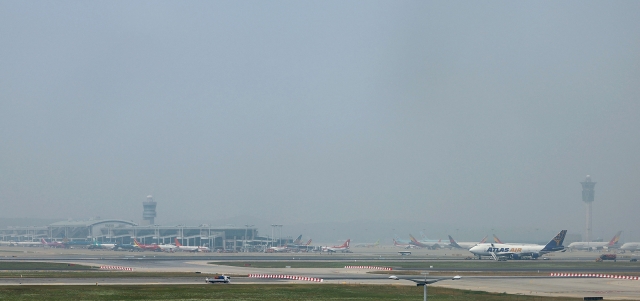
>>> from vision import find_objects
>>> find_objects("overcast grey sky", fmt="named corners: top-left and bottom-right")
top-left (1, 1), bottom-right (639, 241)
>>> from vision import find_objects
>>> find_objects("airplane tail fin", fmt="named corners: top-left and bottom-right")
top-left (174, 238), bottom-right (182, 247)
top-left (41, 239), bottom-right (47, 244)
top-left (542, 230), bottom-right (567, 251)
top-left (305, 239), bottom-right (312, 246)
top-left (608, 231), bottom-right (622, 246)
top-left (493, 234), bottom-right (503, 244)
top-left (133, 238), bottom-right (141, 247)
top-left (409, 234), bottom-right (418, 243)
top-left (448, 235), bottom-right (462, 249)
top-left (293, 235), bottom-right (302, 245)
top-left (344, 239), bottom-right (350, 248)
top-left (479, 235), bottom-right (488, 244)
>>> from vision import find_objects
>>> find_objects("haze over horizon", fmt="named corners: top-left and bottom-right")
top-left (1, 2), bottom-right (639, 241)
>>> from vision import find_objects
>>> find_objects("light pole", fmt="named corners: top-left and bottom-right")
top-left (274, 225), bottom-right (283, 247)
top-left (405, 272), bottom-right (458, 301)
top-left (271, 224), bottom-right (280, 248)
top-left (244, 224), bottom-right (254, 252)
top-left (422, 272), bottom-right (428, 301)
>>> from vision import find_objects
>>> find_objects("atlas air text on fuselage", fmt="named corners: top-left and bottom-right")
top-left (486, 247), bottom-right (522, 253)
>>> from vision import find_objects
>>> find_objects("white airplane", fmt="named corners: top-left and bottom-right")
top-left (174, 238), bottom-right (210, 252)
top-left (448, 235), bottom-right (487, 249)
top-left (393, 238), bottom-right (413, 249)
top-left (322, 239), bottom-right (350, 253)
top-left (469, 230), bottom-right (567, 260)
top-left (0, 241), bottom-right (40, 247)
top-left (267, 244), bottom-right (289, 253)
top-left (567, 231), bottom-right (622, 251)
top-left (89, 241), bottom-right (116, 250)
top-left (354, 239), bottom-right (380, 248)
top-left (157, 242), bottom-right (176, 252)
top-left (620, 242), bottom-right (640, 252)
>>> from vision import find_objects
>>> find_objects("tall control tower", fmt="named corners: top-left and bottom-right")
top-left (580, 175), bottom-right (596, 242)
top-left (142, 195), bottom-right (157, 225)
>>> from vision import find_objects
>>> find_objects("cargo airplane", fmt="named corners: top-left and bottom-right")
top-left (469, 230), bottom-right (567, 260)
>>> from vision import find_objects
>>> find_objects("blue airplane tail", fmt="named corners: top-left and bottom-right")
top-left (542, 230), bottom-right (567, 251)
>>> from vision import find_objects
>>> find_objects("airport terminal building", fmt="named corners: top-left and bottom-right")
top-left (0, 219), bottom-right (265, 251)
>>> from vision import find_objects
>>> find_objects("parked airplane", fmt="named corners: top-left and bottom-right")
top-left (493, 234), bottom-right (504, 244)
top-left (41, 239), bottom-right (66, 248)
top-left (409, 234), bottom-right (442, 249)
top-left (133, 239), bottom-right (162, 252)
top-left (393, 238), bottom-right (413, 249)
top-left (567, 231), bottom-right (622, 251)
top-left (292, 235), bottom-right (303, 245)
top-left (290, 238), bottom-right (313, 251)
top-left (267, 244), bottom-right (289, 252)
top-left (448, 235), bottom-right (487, 250)
top-left (620, 242), bottom-right (640, 252)
top-left (157, 242), bottom-right (176, 252)
top-left (65, 240), bottom-right (92, 248)
top-left (114, 243), bottom-right (137, 251)
top-left (322, 239), bottom-right (350, 253)
top-left (89, 240), bottom-right (116, 250)
top-left (174, 238), bottom-right (209, 252)
top-left (0, 241), bottom-right (41, 247)
top-left (355, 239), bottom-right (380, 248)
top-left (469, 230), bottom-right (567, 260)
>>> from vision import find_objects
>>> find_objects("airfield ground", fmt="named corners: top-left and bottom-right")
top-left (0, 246), bottom-right (638, 300)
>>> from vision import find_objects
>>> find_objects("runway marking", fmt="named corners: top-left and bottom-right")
top-left (248, 274), bottom-right (323, 282)
top-left (100, 266), bottom-right (133, 271)
top-left (344, 266), bottom-right (392, 271)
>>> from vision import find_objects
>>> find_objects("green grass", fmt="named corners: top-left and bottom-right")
top-left (0, 262), bottom-right (94, 270)
top-left (0, 284), bottom-right (583, 301)
top-left (0, 271), bottom-right (243, 278)
top-left (213, 260), bottom-right (640, 270)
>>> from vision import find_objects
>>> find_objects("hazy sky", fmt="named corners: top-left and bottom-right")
top-left (1, 2), bottom-right (639, 241)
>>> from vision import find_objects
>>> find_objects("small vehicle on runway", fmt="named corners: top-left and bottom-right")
top-left (388, 275), bottom-right (399, 280)
top-left (205, 275), bottom-right (231, 284)
top-left (596, 254), bottom-right (617, 262)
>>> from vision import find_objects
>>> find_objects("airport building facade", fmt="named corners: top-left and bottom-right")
top-left (0, 219), bottom-right (267, 251)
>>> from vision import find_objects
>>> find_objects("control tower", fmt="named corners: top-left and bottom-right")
top-left (142, 195), bottom-right (157, 225)
top-left (580, 175), bottom-right (596, 242)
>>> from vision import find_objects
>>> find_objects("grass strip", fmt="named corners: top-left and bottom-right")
top-left (0, 284), bottom-right (583, 301)
top-left (0, 262), bottom-right (94, 270)
top-left (0, 272), bottom-right (246, 278)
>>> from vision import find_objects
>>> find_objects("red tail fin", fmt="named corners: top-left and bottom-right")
top-left (174, 238), bottom-right (182, 247)
top-left (608, 231), bottom-right (622, 246)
